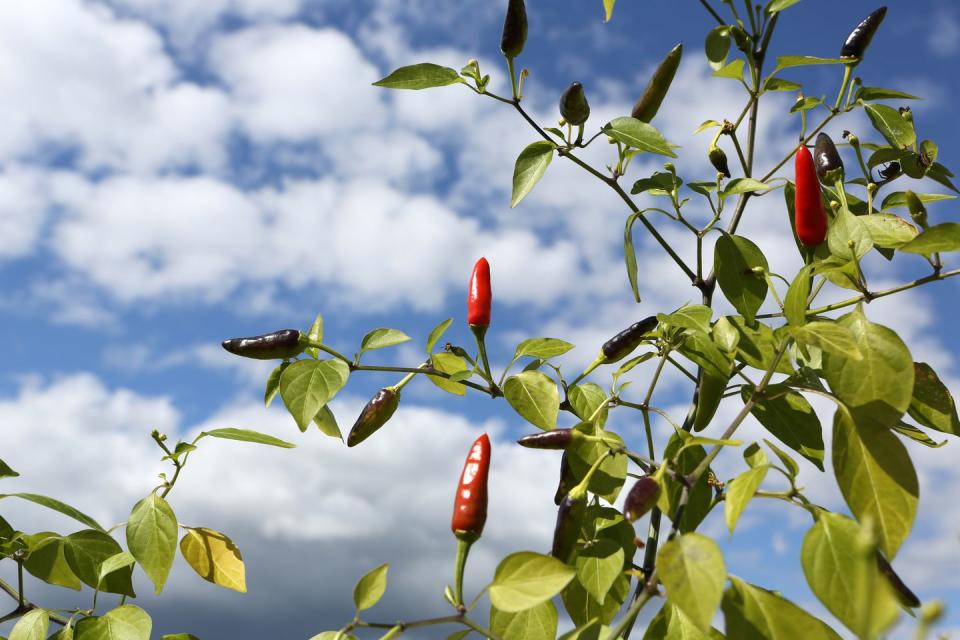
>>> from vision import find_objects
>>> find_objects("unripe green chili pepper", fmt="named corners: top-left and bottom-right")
top-left (905, 190), bottom-right (928, 228)
top-left (559, 82), bottom-right (590, 126)
top-left (814, 132), bottom-right (844, 185)
top-left (623, 476), bottom-right (660, 522)
top-left (709, 145), bottom-right (731, 179)
top-left (222, 329), bottom-right (305, 360)
top-left (451, 433), bottom-right (491, 542)
top-left (631, 43), bottom-right (682, 123)
top-left (500, 0), bottom-right (527, 59)
top-left (517, 428), bottom-right (580, 450)
top-left (840, 7), bottom-right (887, 60)
top-left (347, 387), bottom-right (401, 447)
top-left (794, 145), bottom-right (828, 246)
top-left (600, 316), bottom-right (659, 363)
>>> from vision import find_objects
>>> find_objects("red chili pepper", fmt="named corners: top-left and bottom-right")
top-left (794, 145), bottom-right (828, 246)
top-left (451, 433), bottom-right (491, 541)
top-left (467, 257), bottom-right (492, 327)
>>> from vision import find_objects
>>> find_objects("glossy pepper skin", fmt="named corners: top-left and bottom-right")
top-left (347, 388), bottom-right (400, 447)
top-left (559, 82), bottom-right (590, 126)
top-left (623, 476), bottom-right (660, 522)
top-left (814, 133), bottom-right (844, 185)
top-left (840, 7), bottom-right (887, 60)
top-left (500, 0), bottom-right (527, 59)
top-left (877, 553), bottom-right (920, 608)
top-left (551, 494), bottom-right (585, 561)
top-left (709, 146), bottom-right (731, 178)
top-left (631, 43), bottom-right (682, 123)
top-left (222, 329), bottom-right (305, 360)
top-left (451, 433), bottom-right (491, 542)
top-left (794, 146), bottom-right (828, 246)
top-left (467, 257), bottom-right (492, 327)
top-left (517, 428), bottom-right (576, 450)
top-left (601, 316), bottom-right (659, 363)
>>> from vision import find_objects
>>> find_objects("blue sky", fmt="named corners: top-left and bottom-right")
top-left (1, 0), bottom-right (958, 637)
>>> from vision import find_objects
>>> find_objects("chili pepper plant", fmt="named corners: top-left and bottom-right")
top-left (1, 1), bottom-right (958, 639)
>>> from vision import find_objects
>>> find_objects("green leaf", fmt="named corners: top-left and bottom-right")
top-left (766, 0), bottom-right (802, 13)
top-left (722, 575), bottom-right (842, 639)
top-left (179, 528), bottom-right (246, 593)
top-left (503, 371), bottom-right (560, 430)
top-left (0, 458), bottom-right (18, 480)
top-left (801, 513), bottom-right (899, 638)
top-left (893, 421), bottom-right (947, 448)
top-left (312, 405), bottom-right (341, 440)
top-left (859, 214), bottom-right (918, 249)
top-left (426, 318), bottom-right (453, 354)
top-left (304, 313), bottom-right (323, 359)
top-left (827, 210), bottom-right (873, 261)
top-left (899, 222), bottom-right (960, 255)
top-left (771, 55), bottom-right (846, 73)
top-left (713, 235), bottom-right (768, 324)
top-left (353, 563), bottom-right (388, 612)
top-left (97, 552), bottom-right (136, 586)
top-left (833, 409), bottom-right (918, 559)
top-left (514, 338), bottom-right (575, 360)
top-left (624, 213), bottom-right (641, 302)
top-left (490, 600), bottom-right (558, 640)
top-left (511, 141), bottom-right (556, 208)
top-left (791, 321), bottom-right (862, 361)
top-left (373, 63), bottom-right (463, 90)
top-left (0, 494), bottom-right (104, 532)
top-left (745, 387), bottom-right (824, 470)
top-left (821, 308), bottom-right (914, 427)
top-left (427, 352), bottom-right (469, 396)
top-left (575, 538), bottom-right (624, 605)
top-left (21, 533), bottom-right (81, 590)
top-left (660, 304), bottom-right (713, 334)
top-left (784, 265), bottom-right (812, 326)
top-left (660, 436), bottom-right (714, 533)
top-left (602, 0), bottom-right (615, 22)
top-left (704, 26), bottom-right (730, 70)
top-left (692, 370), bottom-right (727, 432)
top-left (73, 605), bottom-right (152, 640)
top-left (562, 574), bottom-right (629, 628)
top-left (199, 428), bottom-right (295, 448)
top-left (762, 76), bottom-right (802, 91)
top-left (724, 465), bottom-right (769, 534)
top-left (567, 383), bottom-right (608, 423)
top-left (569, 427), bottom-right (627, 504)
top-left (360, 328), bottom-right (411, 353)
top-left (908, 362), bottom-right (960, 435)
top-left (658, 534), bottom-right (726, 632)
top-left (264, 362), bottom-right (288, 407)
top-left (679, 330), bottom-right (732, 380)
top-left (764, 439), bottom-right (799, 478)
top-left (855, 86), bottom-right (920, 102)
top-left (881, 191), bottom-right (955, 209)
top-left (712, 58), bottom-right (744, 81)
top-left (712, 316), bottom-right (739, 354)
top-left (603, 117), bottom-right (677, 157)
top-left (643, 602), bottom-right (722, 639)
top-left (720, 178), bottom-right (771, 198)
top-left (864, 103), bottom-right (916, 148)
top-left (790, 96), bottom-right (823, 113)
top-left (126, 494), bottom-right (177, 594)
top-left (489, 552), bottom-right (576, 613)
top-left (63, 530), bottom-right (135, 596)
top-left (10, 609), bottom-right (49, 640)
top-left (279, 359), bottom-right (350, 430)
top-left (726, 317), bottom-right (793, 375)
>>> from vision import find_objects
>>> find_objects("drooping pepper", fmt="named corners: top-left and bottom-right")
top-left (451, 433), bottom-right (491, 542)
top-left (516, 428), bottom-right (579, 450)
top-left (559, 82), bottom-right (590, 126)
top-left (600, 316), bottom-right (659, 363)
top-left (876, 552), bottom-right (920, 608)
top-left (840, 7), bottom-right (887, 60)
top-left (222, 329), bottom-right (305, 360)
top-left (346, 388), bottom-right (400, 447)
top-left (554, 452), bottom-right (574, 505)
top-left (551, 494), bottom-right (585, 562)
top-left (623, 476), bottom-right (661, 522)
top-left (500, 0), bottom-right (527, 59)
top-left (631, 43), bottom-right (683, 123)
top-left (794, 145), bottom-right (828, 247)
top-left (814, 132), bottom-right (844, 185)
top-left (467, 257), bottom-right (492, 328)
top-left (709, 145), bottom-right (731, 179)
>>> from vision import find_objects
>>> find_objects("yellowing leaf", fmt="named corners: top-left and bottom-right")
top-left (179, 527), bottom-right (246, 593)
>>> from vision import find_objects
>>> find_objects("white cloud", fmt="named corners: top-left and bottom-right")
top-left (0, 167), bottom-right (50, 259)
top-left (928, 8), bottom-right (960, 56)
top-left (0, 0), bottom-right (230, 174)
